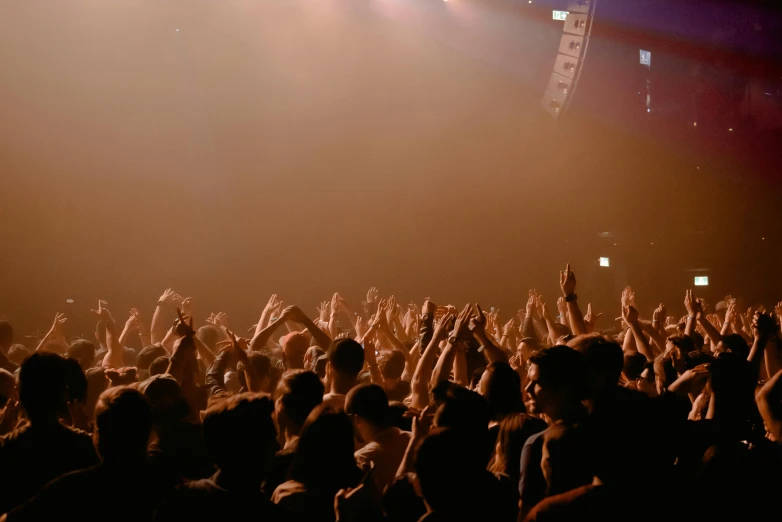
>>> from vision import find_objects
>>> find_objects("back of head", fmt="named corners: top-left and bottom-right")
top-left (415, 428), bottom-right (486, 513)
top-left (542, 424), bottom-right (593, 496)
top-left (345, 383), bottom-right (390, 428)
top-left (721, 334), bottom-right (750, 360)
top-left (19, 352), bottom-right (68, 422)
top-left (327, 338), bottom-right (364, 379)
top-left (8, 344), bottom-right (30, 365)
top-left (0, 320), bottom-right (13, 349)
top-left (434, 386), bottom-right (491, 437)
top-left (377, 350), bottom-right (406, 380)
top-left (274, 369), bottom-right (324, 431)
top-left (574, 336), bottom-right (623, 391)
top-left (67, 339), bottom-right (96, 371)
top-left (202, 392), bottom-right (277, 476)
top-left (529, 345), bottom-right (589, 401)
top-left (281, 332), bottom-right (309, 370)
top-left (623, 352), bottom-right (647, 381)
top-left (136, 344), bottom-right (168, 373)
top-left (139, 374), bottom-right (189, 425)
top-left (291, 405), bottom-right (359, 490)
top-left (480, 361), bottom-right (524, 420)
top-left (149, 356), bottom-right (171, 376)
top-left (94, 386), bottom-right (152, 463)
top-left (196, 325), bottom-right (221, 352)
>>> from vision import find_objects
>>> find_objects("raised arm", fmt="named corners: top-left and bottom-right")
top-left (561, 264), bottom-right (587, 335)
top-left (683, 289), bottom-right (699, 338)
top-left (757, 369), bottom-right (782, 441)
top-left (289, 306), bottom-right (332, 350)
top-left (151, 289), bottom-right (183, 345)
top-left (432, 305), bottom-right (472, 387)
top-left (249, 307), bottom-right (293, 352)
top-left (255, 294), bottom-right (283, 337)
top-left (410, 313), bottom-right (453, 410)
top-left (470, 304), bottom-right (508, 364)
top-left (623, 305), bottom-right (655, 362)
top-left (35, 313), bottom-right (69, 353)
top-left (749, 312), bottom-right (777, 382)
top-left (92, 302), bottom-right (122, 369)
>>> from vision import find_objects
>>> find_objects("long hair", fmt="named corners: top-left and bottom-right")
top-left (488, 413), bottom-right (530, 485)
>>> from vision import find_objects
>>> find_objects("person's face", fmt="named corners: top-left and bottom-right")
top-left (525, 364), bottom-right (552, 415)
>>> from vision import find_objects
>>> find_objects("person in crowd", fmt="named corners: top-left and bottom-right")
top-left (0, 352), bottom-right (99, 514)
top-left (346, 383), bottom-right (411, 492)
top-left (2, 386), bottom-right (165, 522)
top-left (0, 273), bottom-right (779, 522)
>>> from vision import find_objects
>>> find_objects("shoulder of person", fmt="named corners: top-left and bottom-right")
top-left (271, 480), bottom-right (308, 504)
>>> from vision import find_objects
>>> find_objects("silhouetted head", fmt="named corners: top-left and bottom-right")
top-left (196, 326), bottom-right (221, 352)
top-left (525, 346), bottom-right (588, 418)
top-left (478, 361), bottom-right (525, 421)
top-left (280, 332), bottom-right (309, 370)
top-left (290, 405), bottom-right (361, 492)
top-left (67, 339), bottom-right (96, 371)
top-left (326, 338), bottom-right (365, 385)
top-left (94, 386), bottom-right (152, 464)
top-left (274, 369), bottom-right (324, 437)
top-left (18, 352), bottom-right (68, 424)
top-left (345, 383), bottom-right (390, 443)
top-left (202, 393), bottom-right (277, 482)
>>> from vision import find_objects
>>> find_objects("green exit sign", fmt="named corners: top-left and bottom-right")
top-left (553, 10), bottom-right (569, 20)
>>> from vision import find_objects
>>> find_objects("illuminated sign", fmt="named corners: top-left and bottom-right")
top-left (639, 49), bottom-right (651, 66)
top-left (599, 257), bottom-right (610, 267)
top-left (553, 10), bottom-right (569, 20)
top-left (694, 276), bottom-right (709, 286)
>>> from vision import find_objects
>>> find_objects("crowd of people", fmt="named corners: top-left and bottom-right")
top-left (0, 263), bottom-right (781, 521)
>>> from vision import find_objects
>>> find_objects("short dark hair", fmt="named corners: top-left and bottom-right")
top-left (481, 362), bottom-right (524, 420)
top-left (623, 353), bottom-right (647, 380)
top-left (149, 356), bottom-right (171, 376)
top-left (345, 383), bottom-right (390, 428)
top-left (434, 386), bottom-right (491, 435)
top-left (667, 334), bottom-right (694, 354)
top-left (0, 320), bottom-right (13, 347)
top-left (67, 339), bottom-right (96, 370)
top-left (202, 392), bottom-right (277, 473)
top-left (377, 350), bottom-right (406, 380)
top-left (529, 346), bottom-right (588, 400)
top-left (275, 370), bottom-right (324, 429)
top-left (327, 338), bottom-right (364, 378)
top-left (721, 334), bottom-right (749, 360)
top-left (18, 352), bottom-right (68, 421)
top-left (94, 386), bottom-right (152, 462)
top-left (136, 344), bottom-right (168, 372)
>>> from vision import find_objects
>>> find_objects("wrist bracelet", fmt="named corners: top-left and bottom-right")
top-left (565, 294), bottom-right (578, 303)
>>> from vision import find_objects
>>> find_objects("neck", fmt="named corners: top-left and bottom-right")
top-left (331, 375), bottom-right (356, 395)
top-left (546, 401), bottom-right (583, 424)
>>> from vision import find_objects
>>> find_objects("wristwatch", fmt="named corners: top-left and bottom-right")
top-left (565, 294), bottom-right (578, 303)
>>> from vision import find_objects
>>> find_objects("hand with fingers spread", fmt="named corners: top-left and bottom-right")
top-left (622, 305), bottom-right (640, 326)
top-left (450, 304), bottom-right (473, 342)
top-left (621, 286), bottom-right (636, 309)
top-left (181, 297), bottom-right (195, 318)
top-left (652, 304), bottom-right (666, 325)
top-left (725, 301), bottom-right (738, 325)
top-left (317, 301), bottom-right (330, 323)
top-left (159, 288), bottom-right (184, 308)
top-left (174, 309), bottom-right (196, 338)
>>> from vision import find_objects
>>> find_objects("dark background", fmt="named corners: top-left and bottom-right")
top-left (1, 0), bottom-right (780, 339)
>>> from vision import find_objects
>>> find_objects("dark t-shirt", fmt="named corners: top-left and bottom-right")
top-left (263, 440), bottom-right (297, 497)
top-left (0, 422), bottom-right (99, 513)
top-left (7, 463), bottom-right (168, 522)
top-left (155, 473), bottom-right (280, 522)
top-left (148, 421), bottom-right (212, 485)
top-left (518, 430), bottom-right (547, 510)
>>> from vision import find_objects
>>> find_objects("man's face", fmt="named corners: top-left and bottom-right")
top-left (525, 363), bottom-right (552, 415)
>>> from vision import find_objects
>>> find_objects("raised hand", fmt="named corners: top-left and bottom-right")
top-left (560, 263), bottom-right (577, 297)
top-left (130, 308), bottom-right (147, 332)
top-left (753, 311), bottom-right (778, 341)
top-left (557, 297), bottom-right (567, 317)
top-left (48, 312), bottom-right (68, 342)
top-left (181, 297), bottom-right (195, 318)
top-left (226, 329), bottom-right (249, 365)
top-left (684, 289), bottom-right (697, 317)
top-left (159, 289), bottom-right (184, 308)
top-left (366, 287), bottom-right (379, 306)
top-left (622, 305), bottom-right (640, 325)
top-left (652, 304), bottom-right (666, 325)
top-left (264, 294), bottom-right (283, 314)
top-left (432, 313), bottom-right (455, 342)
top-left (452, 304), bottom-right (473, 340)
top-left (525, 294), bottom-right (535, 317)
top-left (422, 297), bottom-right (435, 317)
top-left (124, 312), bottom-right (138, 332)
top-left (174, 309), bottom-right (195, 338)
top-left (331, 293), bottom-right (342, 315)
